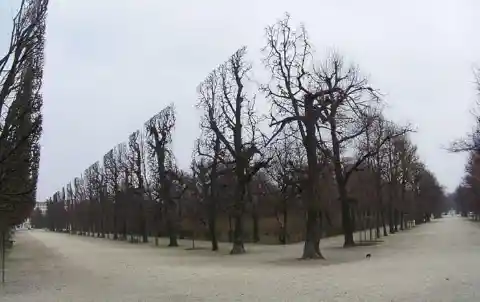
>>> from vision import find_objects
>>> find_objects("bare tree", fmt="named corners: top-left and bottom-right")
top-left (361, 116), bottom-right (391, 237)
top-left (91, 161), bottom-right (106, 238)
top-left (262, 14), bottom-right (410, 254)
top-left (103, 147), bottom-right (120, 239)
top-left (145, 105), bottom-right (177, 246)
top-left (265, 127), bottom-right (305, 244)
top-left (312, 56), bottom-right (412, 247)
top-left (0, 0), bottom-right (48, 235)
top-left (450, 72), bottom-right (480, 152)
top-left (395, 135), bottom-right (418, 230)
top-left (116, 141), bottom-right (131, 240)
top-left (262, 14), bottom-right (342, 258)
top-left (194, 68), bottom-right (227, 251)
top-left (66, 181), bottom-right (74, 232)
top-left (193, 134), bottom-right (222, 250)
top-left (197, 47), bottom-right (272, 254)
top-left (128, 130), bottom-right (148, 242)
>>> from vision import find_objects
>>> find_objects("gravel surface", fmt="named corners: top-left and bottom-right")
top-left (1, 216), bottom-right (479, 301)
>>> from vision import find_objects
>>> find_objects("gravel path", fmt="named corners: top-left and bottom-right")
top-left (1, 216), bottom-right (479, 301)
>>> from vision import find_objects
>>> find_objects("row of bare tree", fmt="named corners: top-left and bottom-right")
top-left (40, 14), bottom-right (447, 259)
top-left (452, 71), bottom-right (480, 216)
top-left (0, 0), bottom-right (47, 283)
top-left (0, 0), bottom-right (47, 231)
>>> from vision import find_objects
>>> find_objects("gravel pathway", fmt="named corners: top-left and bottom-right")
top-left (1, 216), bottom-right (478, 301)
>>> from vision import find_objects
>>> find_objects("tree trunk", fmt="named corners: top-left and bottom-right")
top-left (389, 205), bottom-right (395, 234)
top-left (228, 215), bottom-right (233, 243)
top-left (154, 204), bottom-right (162, 246)
top-left (230, 214), bottom-right (245, 254)
top-left (167, 214), bottom-right (178, 247)
top-left (122, 222), bottom-right (127, 240)
top-left (230, 179), bottom-right (246, 254)
top-left (393, 209), bottom-right (400, 232)
top-left (381, 208), bottom-right (388, 236)
top-left (252, 211), bottom-right (259, 243)
top-left (208, 210), bottom-right (218, 251)
top-left (375, 210), bottom-right (381, 239)
top-left (141, 219), bottom-right (148, 243)
top-left (302, 209), bottom-right (323, 259)
top-left (283, 205), bottom-right (288, 244)
top-left (113, 211), bottom-right (118, 240)
top-left (301, 98), bottom-right (324, 258)
top-left (399, 211), bottom-right (404, 231)
top-left (1, 230), bottom-right (5, 284)
top-left (342, 195), bottom-right (355, 247)
top-left (368, 210), bottom-right (373, 241)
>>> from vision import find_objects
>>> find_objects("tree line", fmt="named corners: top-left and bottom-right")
top-left (0, 0), bottom-right (48, 283)
top-left (451, 71), bottom-right (480, 217)
top-left (38, 14), bottom-right (447, 259)
top-left (0, 0), bottom-right (47, 235)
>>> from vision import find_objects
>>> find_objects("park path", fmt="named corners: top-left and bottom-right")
top-left (2, 216), bottom-right (480, 301)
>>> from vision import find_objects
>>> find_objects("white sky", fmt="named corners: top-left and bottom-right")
top-left (1, 0), bottom-right (479, 200)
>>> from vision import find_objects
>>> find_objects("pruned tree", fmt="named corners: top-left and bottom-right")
top-left (127, 130), bottom-right (149, 243)
top-left (263, 14), bottom-right (410, 250)
top-left (263, 15), bottom-right (334, 259)
top-left (30, 207), bottom-right (44, 228)
top-left (73, 175), bottom-right (87, 235)
top-left (265, 127), bottom-right (305, 244)
top-left (103, 147), bottom-right (121, 239)
top-left (194, 68), bottom-right (228, 251)
top-left (92, 161), bottom-right (107, 238)
top-left (449, 70), bottom-right (480, 218)
top-left (116, 141), bottom-right (131, 239)
top-left (360, 116), bottom-right (390, 237)
top-left (193, 134), bottom-right (223, 250)
top-left (84, 164), bottom-right (96, 236)
top-left (145, 104), bottom-right (177, 246)
top-left (66, 181), bottom-right (74, 232)
top-left (0, 0), bottom-right (48, 235)
top-left (312, 57), bottom-right (411, 247)
top-left (412, 164), bottom-right (446, 222)
top-left (262, 14), bottom-right (345, 258)
top-left (394, 135), bottom-right (418, 229)
top-left (197, 47), bottom-right (272, 254)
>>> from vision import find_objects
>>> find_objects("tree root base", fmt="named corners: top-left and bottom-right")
top-left (230, 244), bottom-right (246, 255)
top-left (300, 253), bottom-right (325, 260)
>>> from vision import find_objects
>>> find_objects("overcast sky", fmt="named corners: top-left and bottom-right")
top-left (1, 0), bottom-right (478, 200)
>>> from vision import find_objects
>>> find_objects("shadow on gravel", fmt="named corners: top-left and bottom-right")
top-left (184, 247), bottom-right (210, 251)
top-left (264, 253), bottom-right (371, 267)
top-left (325, 240), bottom-right (384, 250)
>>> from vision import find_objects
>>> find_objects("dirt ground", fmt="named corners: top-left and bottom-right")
top-left (1, 216), bottom-right (479, 301)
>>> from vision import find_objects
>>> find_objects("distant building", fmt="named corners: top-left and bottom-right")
top-left (22, 201), bottom-right (47, 229)
top-left (35, 201), bottom-right (47, 214)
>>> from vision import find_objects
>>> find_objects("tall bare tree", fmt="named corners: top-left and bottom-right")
top-left (197, 47), bottom-right (271, 254)
top-left (263, 15), bottom-right (409, 250)
top-left (265, 127), bottom-right (305, 244)
top-left (145, 105), bottom-right (177, 246)
top-left (360, 116), bottom-right (391, 237)
top-left (0, 0), bottom-right (48, 233)
top-left (193, 134), bottom-right (223, 250)
top-left (103, 147), bottom-right (120, 239)
top-left (262, 14), bottom-right (343, 258)
top-left (312, 57), bottom-right (411, 247)
top-left (128, 130), bottom-right (148, 242)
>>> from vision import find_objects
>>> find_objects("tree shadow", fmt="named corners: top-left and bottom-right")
top-left (326, 239), bottom-right (384, 250)
top-left (184, 247), bottom-right (210, 251)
